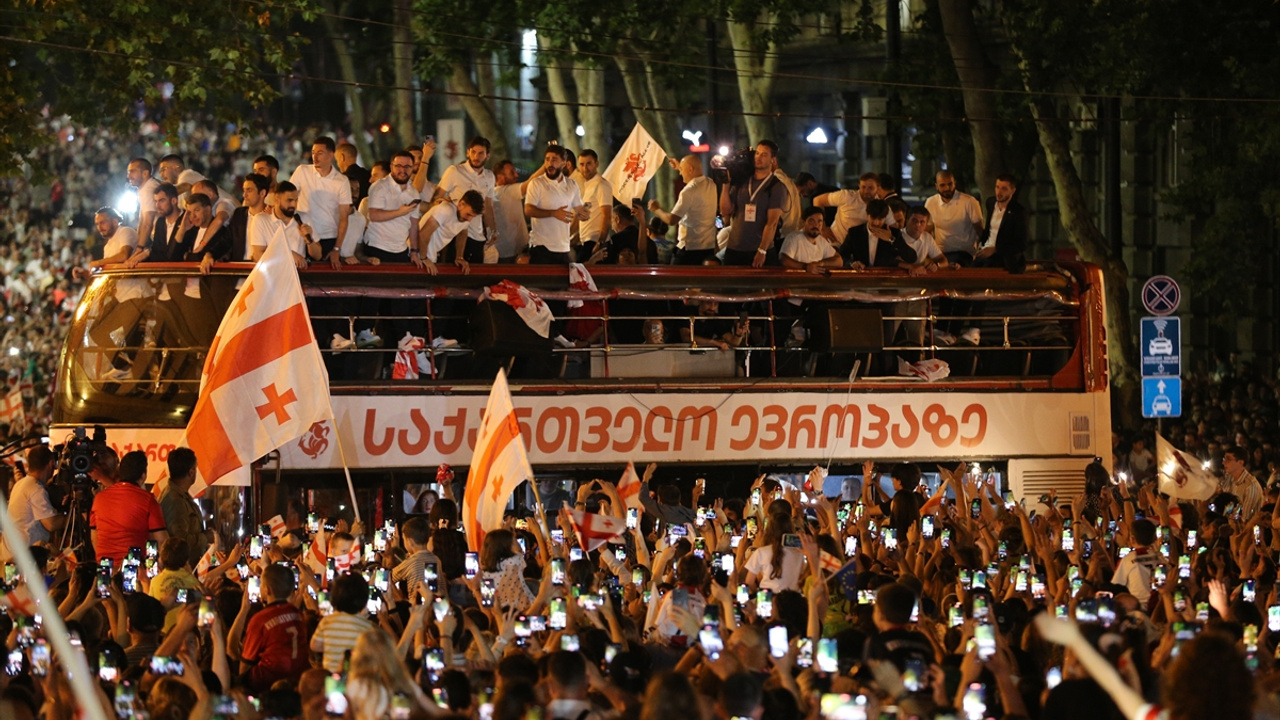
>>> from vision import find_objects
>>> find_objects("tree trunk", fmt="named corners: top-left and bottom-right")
top-left (447, 61), bottom-right (511, 163)
top-left (1029, 97), bottom-right (1139, 429)
top-left (319, 0), bottom-right (374, 165)
top-left (614, 49), bottom-right (659, 147)
top-left (537, 35), bottom-right (580, 154)
top-left (937, 0), bottom-right (1006, 197)
top-left (391, 0), bottom-right (417, 148)
top-left (570, 52), bottom-right (607, 158)
top-left (725, 17), bottom-right (778, 146)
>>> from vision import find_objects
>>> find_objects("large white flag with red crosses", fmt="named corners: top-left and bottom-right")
top-left (181, 236), bottom-right (334, 496)
top-left (462, 369), bottom-right (535, 552)
top-left (616, 462), bottom-right (644, 515)
top-left (568, 509), bottom-right (627, 553)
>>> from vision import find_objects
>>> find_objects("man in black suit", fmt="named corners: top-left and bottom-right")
top-left (973, 174), bottom-right (1027, 274)
top-left (179, 194), bottom-right (232, 274)
top-left (145, 183), bottom-right (187, 263)
top-left (841, 199), bottom-right (917, 269)
top-left (227, 173), bottom-right (271, 262)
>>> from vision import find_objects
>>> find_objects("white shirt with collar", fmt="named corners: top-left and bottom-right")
top-left (288, 164), bottom-right (353, 239)
top-left (363, 177), bottom-right (421, 253)
top-left (419, 202), bottom-right (471, 261)
top-left (670, 176), bottom-right (718, 251)
top-left (493, 183), bottom-right (529, 259)
top-left (924, 191), bottom-right (983, 256)
top-left (526, 174), bottom-right (583, 254)
top-left (902, 229), bottom-right (944, 264)
top-left (437, 162), bottom-right (496, 240)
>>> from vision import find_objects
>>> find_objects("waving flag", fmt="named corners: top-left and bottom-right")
top-left (602, 123), bottom-right (667, 205)
top-left (616, 462), bottom-right (644, 514)
top-left (1157, 433), bottom-right (1217, 501)
top-left (0, 585), bottom-right (37, 617)
top-left (462, 369), bottom-right (535, 552)
top-left (265, 515), bottom-right (287, 539)
top-left (194, 542), bottom-right (217, 581)
top-left (182, 235), bottom-right (334, 495)
top-left (1, 389), bottom-right (23, 431)
top-left (568, 509), bottom-right (627, 553)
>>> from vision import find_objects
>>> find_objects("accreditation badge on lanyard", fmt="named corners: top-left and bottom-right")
top-left (744, 176), bottom-right (769, 223)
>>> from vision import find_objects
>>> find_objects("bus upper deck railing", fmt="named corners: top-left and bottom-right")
top-left (56, 261), bottom-right (1108, 427)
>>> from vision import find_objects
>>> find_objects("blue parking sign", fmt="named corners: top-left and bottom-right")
top-left (1140, 317), bottom-right (1180, 377)
top-left (1142, 377), bottom-right (1181, 418)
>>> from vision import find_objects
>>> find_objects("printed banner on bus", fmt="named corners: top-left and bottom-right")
top-left (95, 390), bottom-right (1104, 481)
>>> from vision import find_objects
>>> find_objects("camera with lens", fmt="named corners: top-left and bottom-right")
top-left (50, 426), bottom-right (104, 499)
top-left (710, 147), bottom-right (757, 187)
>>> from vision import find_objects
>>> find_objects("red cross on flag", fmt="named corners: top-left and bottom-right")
top-left (0, 585), bottom-right (37, 617)
top-left (0, 389), bottom-right (23, 431)
top-left (616, 462), bottom-right (644, 514)
top-left (462, 369), bottom-right (535, 552)
top-left (567, 509), bottom-right (627, 553)
top-left (602, 123), bottom-right (667, 205)
top-left (181, 234), bottom-right (334, 496)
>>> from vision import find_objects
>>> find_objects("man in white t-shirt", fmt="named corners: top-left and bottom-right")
top-left (417, 192), bottom-right (484, 275)
top-left (77, 208), bottom-right (137, 278)
top-left (649, 156), bottom-right (718, 265)
top-left (524, 146), bottom-right (586, 264)
top-left (251, 181), bottom-right (316, 269)
top-left (575, 149), bottom-right (613, 260)
top-left (2, 446), bottom-right (64, 559)
top-left (410, 138), bottom-right (438, 205)
top-left (289, 137), bottom-right (353, 269)
top-left (432, 137), bottom-right (498, 264)
top-left (780, 207), bottom-right (842, 275)
top-left (127, 157), bottom-right (160, 251)
top-left (924, 170), bottom-right (984, 266)
top-left (156, 154), bottom-right (235, 206)
top-left (363, 151), bottom-right (423, 264)
top-left (492, 160), bottom-right (528, 262)
top-left (813, 172), bottom-right (884, 248)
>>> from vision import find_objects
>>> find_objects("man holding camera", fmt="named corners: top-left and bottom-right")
top-left (719, 141), bottom-right (787, 267)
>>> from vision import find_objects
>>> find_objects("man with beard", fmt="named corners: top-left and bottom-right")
top-left (924, 170), bottom-right (984, 266)
top-left (365, 151), bottom-right (423, 265)
top-left (432, 136), bottom-right (498, 264)
top-left (812, 172), bottom-right (888, 251)
top-left (127, 158), bottom-right (160, 251)
top-left (780, 207), bottom-right (842, 275)
top-left (719, 140), bottom-right (788, 267)
top-left (574, 149), bottom-right (613, 262)
top-left (491, 160), bottom-right (529, 263)
top-left (524, 145), bottom-right (586, 264)
top-left (250, 181), bottom-right (317, 269)
top-left (146, 183), bottom-right (187, 263)
top-left (973, 174), bottom-right (1027, 274)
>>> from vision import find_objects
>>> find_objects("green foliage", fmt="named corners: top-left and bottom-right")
top-left (0, 0), bottom-right (312, 167)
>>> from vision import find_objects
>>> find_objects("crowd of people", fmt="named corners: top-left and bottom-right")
top-left (0, 425), bottom-right (1278, 720)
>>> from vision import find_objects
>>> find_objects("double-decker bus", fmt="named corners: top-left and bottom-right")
top-left (53, 262), bottom-right (1110, 528)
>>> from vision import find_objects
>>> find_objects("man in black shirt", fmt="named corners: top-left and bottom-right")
top-left (865, 582), bottom-right (933, 671)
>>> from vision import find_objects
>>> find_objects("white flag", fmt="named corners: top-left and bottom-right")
top-left (602, 124), bottom-right (667, 205)
top-left (181, 235), bottom-right (334, 496)
top-left (462, 369), bottom-right (535, 551)
top-left (1157, 433), bottom-right (1218, 501)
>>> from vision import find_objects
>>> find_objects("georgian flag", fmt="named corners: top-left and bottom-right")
top-left (568, 509), bottom-right (627, 553)
top-left (304, 528), bottom-right (328, 577)
top-left (481, 280), bottom-right (553, 339)
top-left (194, 542), bottom-right (217, 581)
top-left (462, 369), bottom-right (536, 552)
top-left (616, 462), bottom-right (644, 514)
top-left (1, 389), bottom-right (24, 431)
top-left (0, 585), bottom-right (37, 617)
top-left (602, 123), bottom-right (667, 205)
top-left (265, 515), bottom-right (287, 539)
top-left (181, 235), bottom-right (335, 496)
top-left (333, 540), bottom-right (361, 573)
top-left (1157, 433), bottom-right (1218, 501)
top-left (819, 551), bottom-right (844, 574)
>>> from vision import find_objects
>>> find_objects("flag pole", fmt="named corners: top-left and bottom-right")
top-left (328, 418), bottom-right (362, 525)
top-left (527, 474), bottom-right (551, 537)
top-left (0, 490), bottom-right (107, 720)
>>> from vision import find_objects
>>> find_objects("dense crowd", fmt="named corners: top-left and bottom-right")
top-left (1, 431), bottom-right (1278, 720)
